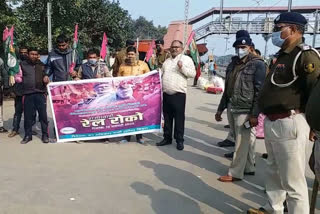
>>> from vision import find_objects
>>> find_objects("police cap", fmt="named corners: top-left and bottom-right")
top-left (235, 30), bottom-right (250, 39)
top-left (274, 12), bottom-right (307, 26)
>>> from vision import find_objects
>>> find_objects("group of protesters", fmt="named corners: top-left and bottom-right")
top-left (0, 33), bottom-right (196, 149)
top-left (1, 10), bottom-right (320, 213)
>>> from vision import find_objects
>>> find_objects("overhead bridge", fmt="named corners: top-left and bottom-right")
top-left (195, 18), bottom-right (319, 41)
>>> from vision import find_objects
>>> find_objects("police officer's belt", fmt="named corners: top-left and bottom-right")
top-left (267, 109), bottom-right (302, 121)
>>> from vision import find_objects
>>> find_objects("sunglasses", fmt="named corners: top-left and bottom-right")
top-left (273, 25), bottom-right (290, 32)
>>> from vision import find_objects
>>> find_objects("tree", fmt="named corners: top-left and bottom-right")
top-left (133, 16), bottom-right (167, 40)
top-left (0, 1), bottom-right (18, 57)
top-left (2, 0), bottom-right (167, 53)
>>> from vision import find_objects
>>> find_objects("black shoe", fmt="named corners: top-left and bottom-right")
top-left (284, 201), bottom-right (288, 212)
top-left (176, 142), bottom-right (184, 151)
top-left (262, 153), bottom-right (268, 159)
top-left (224, 125), bottom-right (230, 128)
top-left (217, 139), bottom-right (235, 147)
top-left (244, 172), bottom-right (255, 176)
top-left (224, 152), bottom-right (234, 158)
top-left (0, 127), bottom-right (8, 133)
top-left (156, 139), bottom-right (172, 146)
top-left (32, 131), bottom-right (37, 135)
top-left (21, 136), bottom-right (32, 144)
top-left (42, 135), bottom-right (49, 143)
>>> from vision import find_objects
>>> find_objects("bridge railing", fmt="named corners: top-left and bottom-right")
top-left (195, 19), bottom-right (319, 41)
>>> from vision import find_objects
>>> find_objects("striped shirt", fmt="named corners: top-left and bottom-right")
top-left (162, 54), bottom-right (196, 95)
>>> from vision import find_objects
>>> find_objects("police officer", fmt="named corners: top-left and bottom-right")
top-left (112, 40), bottom-right (135, 77)
top-left (154, 39), bottom-right (170, 69)
top-left (215, 30), bottom-right (266, 182)
top-left (248, 12), bottom-right (320, 214)
top-left (305, 52), bottom-right (320, 207)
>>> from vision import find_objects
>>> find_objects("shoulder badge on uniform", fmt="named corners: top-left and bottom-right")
top-left (298, 44), bottom-right (311, 51)
top-left (304, 63), bottom-right (315, 73)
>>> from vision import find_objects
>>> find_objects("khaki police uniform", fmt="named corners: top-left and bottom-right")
top-left (306, 64), bottom-right (320, 183)
top-left (155, 51), bottom-right (170, 69)
top-left (258, 39), bottom-right (320, 214)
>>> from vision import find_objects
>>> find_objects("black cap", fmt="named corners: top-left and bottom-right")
top-left (233, 37), bottom-right (253, 47)
top-left (233, 30), bottom-right (253, 47)
top-left (235, 30), bottom-right (250, 39)
top-left (126, 40), bottom-right (135, 47)
top-left (155, 39), bottom-right (164, 45)
top-left (274, 12), bottom-right (307, 26)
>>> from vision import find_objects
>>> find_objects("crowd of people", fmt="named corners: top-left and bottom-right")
top-left (1, 10), bottom-right (320, 214)
top-left (0, 33), bottom-right (196, 149)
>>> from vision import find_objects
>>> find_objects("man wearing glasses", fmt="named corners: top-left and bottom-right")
top-left (156, 40), bottom-right (196, 151)
top-left (248, 12), bottom-right (320, 214)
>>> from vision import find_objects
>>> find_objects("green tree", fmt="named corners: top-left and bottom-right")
top-left (14, 0), bottom-right (134, 52)
top-left (2, 0), bottom-right (167, 53)
top-left (133, 16), bottom-right (167, 40)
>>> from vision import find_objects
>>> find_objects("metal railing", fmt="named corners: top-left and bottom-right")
top-left (195, 19), bottom-right (320, 41)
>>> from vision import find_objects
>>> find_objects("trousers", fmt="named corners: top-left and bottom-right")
top-left (24, 93), bottom-right (48, 138)
top-left (263, 114), bottom-right (310, 214)
top-left (0, 86), bottom-right (3, 127)
top-left (163, 92), bottom-right (186, 143)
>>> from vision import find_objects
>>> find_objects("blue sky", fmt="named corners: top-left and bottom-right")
top-left (118, 0), bottom-right (320, 56)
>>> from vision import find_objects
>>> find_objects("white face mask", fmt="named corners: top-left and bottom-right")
top-left (236, 48), bottom-right (249, 59)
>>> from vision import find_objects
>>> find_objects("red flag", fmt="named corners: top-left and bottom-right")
top-left (9, 26), bottom-right (14, 46)
top-left (70, 24), bottom-right (78, 76)
top-left (145, 40), bottom-right (155, 62)
top-left (196, 63), bottom-right (201, 79)
top-left (100, 32), bottom-right (108, 60)
top-left (2, 27), bottom-right (9, 42)
top-left (186, 31), bottom-right (195, 47)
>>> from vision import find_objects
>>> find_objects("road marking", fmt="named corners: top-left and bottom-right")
top-left (242, 179), bottom-right (265, 191)
top-left (185, 135), bottom-right (229, 151)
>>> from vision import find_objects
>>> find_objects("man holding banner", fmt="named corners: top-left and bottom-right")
top-left (156, 40), bottom-right (196, 151)
top-left (118, 46), bottom-right (150, 144)
top-left (76, 49), bottom-right (112, 80)
top-left (44, 34), bottom-right (81, 83)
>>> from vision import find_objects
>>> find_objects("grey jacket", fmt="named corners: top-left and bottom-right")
top-left (0, 58), bottom-right (9, 88)
top-left (45, 48), bottom-right (81, 82)
top-left (217, 54), bottom-right (266, 117)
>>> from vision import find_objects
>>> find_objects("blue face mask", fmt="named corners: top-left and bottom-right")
top-left (272, 31), bottom-right (286, 48)
top-left (88, 59), bottom-right (97, 65)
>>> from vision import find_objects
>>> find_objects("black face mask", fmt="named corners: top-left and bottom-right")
top-left (156, 46), bottom-right (161, 52)
top-left (20, 55), bottom-right (28, 61)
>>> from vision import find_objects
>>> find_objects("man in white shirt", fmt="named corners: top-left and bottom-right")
top-left (156, 40), bottom-right (196, 150)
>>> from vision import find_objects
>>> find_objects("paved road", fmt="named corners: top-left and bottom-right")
top-left (0, 81), bottom-right (319, 214)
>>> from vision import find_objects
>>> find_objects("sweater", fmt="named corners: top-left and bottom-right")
top-left (162, 54), bottom-right (196, 95)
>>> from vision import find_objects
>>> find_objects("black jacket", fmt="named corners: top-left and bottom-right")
top-left (0, 57), bottom-right (9, 88)
top-left (45, 48), bottom-right (81, 82)
top-left (21, 60), bottom-right (46, 95)
top-left (218, 54), bottom-right (267, 117)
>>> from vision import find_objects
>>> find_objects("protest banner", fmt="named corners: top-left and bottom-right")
top-left (48, 70), bottom-right (162, 142)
